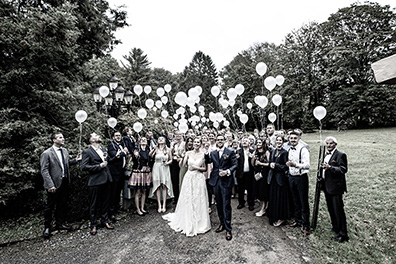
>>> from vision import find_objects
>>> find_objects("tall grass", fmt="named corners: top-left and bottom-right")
top-left (303, 128), bottom-right (396, 264)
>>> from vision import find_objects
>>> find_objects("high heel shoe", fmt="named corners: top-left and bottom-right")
top-left (136, 211), bottom-right (144, 216)
top-left (255, 210), bottom-right (265, 217)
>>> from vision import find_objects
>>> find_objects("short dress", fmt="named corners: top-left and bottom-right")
top-left (150, 150), bottom-right (174, 198)
top-left (128, 148), bottom-right (153, 190)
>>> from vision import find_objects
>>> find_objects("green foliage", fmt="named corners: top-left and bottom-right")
top-left (121, 47), bottom-right (152, 88)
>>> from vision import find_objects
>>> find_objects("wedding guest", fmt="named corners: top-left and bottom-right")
top-left (170, 132), bottom-right (184, 203)
top-left (150, 136), bottom-right (173, 213)
top-left (81, 132), bottom-right (114, 235)
top-left (236, 137), bottom-right (255, 211)
top-left (267, 135), bottom-right (290, 226)
top-left (129, 137), bottom-right (153, 216)
top-left (40, 132), bottom-right (81, 238)
top-left (179, 137), bottom-right (194, 187)
top-left (251, 138), bottom-right (270, 217)
top-left (321, 136), bottom-right (349, 243)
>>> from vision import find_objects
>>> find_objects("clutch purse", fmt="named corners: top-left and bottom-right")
top-left (254, 172), bottom-right (263, 181)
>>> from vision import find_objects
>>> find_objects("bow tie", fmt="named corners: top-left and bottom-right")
top-left (290, 147), bottom-right (296, 150)
top-left (326, 152), bottom-right (332, 155)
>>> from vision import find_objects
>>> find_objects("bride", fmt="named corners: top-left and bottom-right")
top-left (162, 137), bottom-right (211, 236)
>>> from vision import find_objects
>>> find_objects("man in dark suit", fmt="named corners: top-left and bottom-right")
top-left (236, 137), bottom-right (255, 211)
top-left (108, 131), bottom-right (128, 222)
top-left (321, 136), bottom-right (349, 243)
top-left (40, 132), bottom-right (81, 238)
top-left (81, 132), bottom-right (114, 235)
top-left (205, 135), bottom-right (238, 241)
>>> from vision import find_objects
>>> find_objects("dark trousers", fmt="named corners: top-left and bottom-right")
top-left (206, 178), bottom-right (213, 207)
top-left (238, 172), bottom-right (254, 207)
top-left (44, 179), bottom-right (69, 228)
top-left (89, 181), bottom-right (111, 227)
top-left (213, 182), bottom-right (232, 232)
top-left (289, 174), bottom-right (310, 228)
top-left (109, 173), bottom-right (124, 216)
top-left (170, 160), bottom-right (180, 202)
top-left (324, 190), bottom-right (348, 237)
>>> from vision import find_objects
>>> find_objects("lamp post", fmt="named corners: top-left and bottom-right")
top-left (92, 75), bottom-right (133, 117)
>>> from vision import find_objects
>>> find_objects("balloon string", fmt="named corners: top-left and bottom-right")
top-left (79, 123), bottom-right (82, 153)
top-left (319, 120), bottom-right (323, 147)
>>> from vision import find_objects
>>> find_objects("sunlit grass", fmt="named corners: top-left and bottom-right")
top-left (303, 128), bottom-right (396, 264)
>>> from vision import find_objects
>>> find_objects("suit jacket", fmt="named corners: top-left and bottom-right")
top-left (123, 135), bottom-right (135, 154)
top-left (81, 146), bottom-right (113, 187)
top-left (324, 149), bottom-right (348, 195)
top-left (206, 147), bottom-right (237, 188)
top-left (107, 141), bottom-right (127, 180)
top-left (235, 148), bottom-right (254, 179)
top-left (269, 148), bottom-right (289, 186)
top-left (40, 146), bottom-right (77, 189)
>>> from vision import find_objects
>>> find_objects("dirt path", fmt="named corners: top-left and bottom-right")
top-left (0, 199), bottom-right (313, 264)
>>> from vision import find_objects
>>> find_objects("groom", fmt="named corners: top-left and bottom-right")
top-left (205, 135), bottom-right (237, 241)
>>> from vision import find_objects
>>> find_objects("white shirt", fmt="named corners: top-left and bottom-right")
top-left (288, 142), bottom-right (310, 176)
top-left (322, 148), bottom-right (335, 178)
top-left (93, 146), bottom-right (106, 162)
top-left (243, 149), bottom-right (250, 172)
top-left (53, 146), bottom-right (65, 176)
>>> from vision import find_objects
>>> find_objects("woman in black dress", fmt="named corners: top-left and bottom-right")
top-left (267, 135), bottom-right (290, 226)
top-left (251, 138), bottom-right (270, 217)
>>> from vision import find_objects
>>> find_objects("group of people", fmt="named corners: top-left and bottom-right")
top-left (40, 123), bottom-right (349, 243)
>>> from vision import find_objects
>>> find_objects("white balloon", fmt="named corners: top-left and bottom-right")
top-left (228, 99), bottom-right (236, 106)
top-left (133, 122), bottom-right (143, 133)
top-left (268, 113), bottom-right (277, 123)
top-left (174, 92), bottom-right (188, 106)
top-left (75, 110), bottom-right (87, 123)
top-left (161, 110), bottom-right (169, 118)
top-left (247, 102), bottom-right (253, 109)
top-left (176, 107), bottom-right (186, 115)
top-left (254, 95), bottom-right (268, 108)
top-left (239, 114), bottom-right (248, 124)
top-left (223, 120), bottom-right (230, 127)
top-left (195, 86), bottom-right (202, 95)
top-left (133, 85), bottom-right (143, 96)
top-left (186, 97), bottom-right (195, 107)
top-left (99, 86), bottom-right (110, 98)
top-left (152, 106), bottom-right (157, 112)
top-left (201, 117), bottom-right (207, 123)
top-left (220, 99), bottom-right (229, 109)
top-left (264, 76), bottom-right (277, 91)
top-left (189, 105), bottom-right (197, 113)
top-left (313, 106), bottom-right (327, 121)
top-left (272, 94), bottom-right (282, 106)
top-left (209, 112), bottom-right (216, 122)
top-left (164, 84), bottom-right (172, 93)
top-left (144, 85), bottom-right (152, 94)
top-left (276, 75), bottom-right (285, 86)
top-left (198, 105), bottom-right (205, 113)
top-left (235, 84), bottom-right (245, 95)
top-left (174, 121), bottom-right (179, 127)
top-left (227, 88), bottom-right (238, 100)
top-left (173, 113), bottom-right (179, 120)
top-left (179, 118), bottom-right (188, 124)
top-left (237, 110), bottom-right (243, 116)
top-left (179, 123), bottom-right (188, 133)
top-left (211, 86), bottom-right (220, 97)
top-left (190, 115), bottom-right (200, 122)
top-left (154, 119), bottom-right (158, 124)
top-left (216, 112), bottom-right (224, 122)
top-left (156, 87), bottom-right (165, 97)
top-left (256, 62), bottom-right (267, 76)
top-left (145, 99), bottom-right (154, 109)
top-left (161, 96), bottom-right (168, 104)
top-left (188, 87), bottom-right (199, 99)
top-left (155, 100), bottom-right (163, 109)
top-left (213, 121), bottom-right (219, 128)
top-left (107, 117), bottom-right (117, 128)
top-left (137, 108), bottom-right (147, 119)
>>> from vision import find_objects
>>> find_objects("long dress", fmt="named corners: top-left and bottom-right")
top-left (162, 155), bottom-right (211, 236)
top-left (150, 151), bottom-right (174, 199)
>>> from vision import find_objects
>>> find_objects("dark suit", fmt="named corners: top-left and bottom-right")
top-left (206, 148), bottom-right (237, 232)
top-left (323, 149), bottom-right (348, 238)
top-left (107, 141), bottom-right (127, 217)
top-left (123, 135), bottom-right (136, 154)
top-left (81, 146), bottom-right (113, 227)
top-left (40, 146), bottom-right (77, 228)
top-left (236, 148), bottom-right (255, 207)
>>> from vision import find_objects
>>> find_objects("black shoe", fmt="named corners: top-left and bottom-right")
top-left (55, 224), bottom-right (72, 231)
top-left (333, 235), bottom-right (349, 243)
top-left (329, 227), bottom-right (339, 233)
top-left (215, 225), bottom-right (225, 233)
top-left (237, 204), bottom-right (245, 209)
top-left (43, 228), bottom-right (51, 239)
top-left (110, 215), bottom-right (117, 223)
top-left (226, 231), bottom-right (233, 241)
top-left (248, 205), bottom-right (254, 211)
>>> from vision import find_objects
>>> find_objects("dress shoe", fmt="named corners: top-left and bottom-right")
top-left (215, 225), bottom-right (225, 233)
top-left (43, 228), bottom-right (51, 239)
top-left (101, 223), bottom-right (114, 230)
top-left (329, 227), bottom-right (339, 233)
top-left (302, 227), bottom-right (310, 236)
top-left (110, 215), bottom-right (117, 223)
top-left (288, 221), bottom-right (301, 228)
top-left (226, 231), bottom-right (233, 241)
top-left (56, 224), bottom-right (72, 231)
top-left (333, 235), bottom-right (349, 243)
top-left (90, 226), bottom-right (97, 235)
top-left (248, 205), bottom-right (254, 211)
top-left (273, 220), bottom-right (285, 227)
top-left (255, 210), bottom-right (265, 217)
top-left (237, 204), bottom-right (245, 209)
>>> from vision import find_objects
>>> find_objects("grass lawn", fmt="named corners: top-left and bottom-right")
top-left (302, 128), bottom-right (396, 264)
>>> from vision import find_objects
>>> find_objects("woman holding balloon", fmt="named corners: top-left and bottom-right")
top-left (150, 136), bottom-right (174, 213)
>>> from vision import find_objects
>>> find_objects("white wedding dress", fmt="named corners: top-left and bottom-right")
top-left (162, 155), bottom-right (211, 236)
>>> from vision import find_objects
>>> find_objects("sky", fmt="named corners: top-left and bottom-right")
top-left (107, 0), bottom-right (394, 74)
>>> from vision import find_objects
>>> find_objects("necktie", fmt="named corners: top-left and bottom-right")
top-left (290, 147), bottom-right (296, 150)
top-left (59, 148), bottom-right (69, 178)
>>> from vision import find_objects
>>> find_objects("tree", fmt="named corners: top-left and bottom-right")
top-left (121, 47), bottom-right (152, 88)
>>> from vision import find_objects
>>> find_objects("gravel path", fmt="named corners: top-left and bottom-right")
top-left (0, 199), bottom-right (313, 264)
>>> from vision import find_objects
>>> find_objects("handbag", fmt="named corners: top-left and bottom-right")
top-left (254, 172), bottom-right (263, 181)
